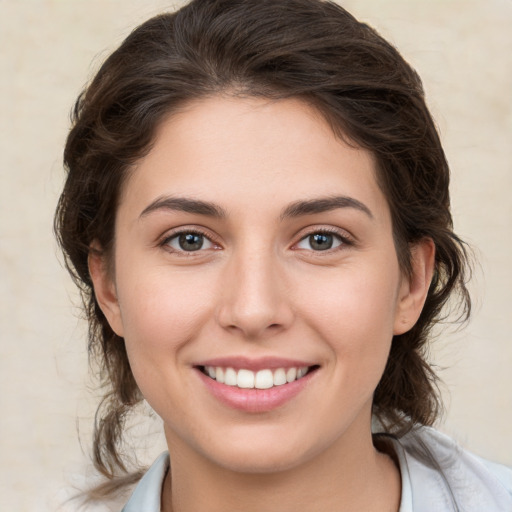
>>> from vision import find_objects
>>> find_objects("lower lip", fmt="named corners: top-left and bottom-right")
top-left (196, 369), bottom-right (316, 413)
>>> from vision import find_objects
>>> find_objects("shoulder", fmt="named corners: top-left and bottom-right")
top-left (121, 452), bottom-right (169, 512)
top-left (389, 426), bottom-right (512, 512)
top-left (119, 433), bottom-right (512, 512)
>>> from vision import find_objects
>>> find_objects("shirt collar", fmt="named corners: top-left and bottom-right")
top-left (121, 452), bottom-right (169, 512)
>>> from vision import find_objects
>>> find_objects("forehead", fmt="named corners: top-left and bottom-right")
top-left (119, 96), bottom-right (388, 222)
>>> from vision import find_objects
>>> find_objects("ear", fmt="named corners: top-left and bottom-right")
top-left (88, 242), bottom-right (124, 337)
top-left (393, 238), bottom-right (435, 335)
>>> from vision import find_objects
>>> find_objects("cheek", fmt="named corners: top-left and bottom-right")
top-left (295, 257), bottom-right (401, 365)
top-left (115, 264), bottom-right (216, 369)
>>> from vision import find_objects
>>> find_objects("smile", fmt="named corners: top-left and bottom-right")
top-left (195, 360), bottom-right (319, 412)
top-left (201, 365), bottom-right (312, 389)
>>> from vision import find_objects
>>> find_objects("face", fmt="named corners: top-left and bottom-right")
top-left (92, 96), bottom-right (430, 474)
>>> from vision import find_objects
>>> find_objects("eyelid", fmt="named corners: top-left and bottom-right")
top-left (291, 226), bottom-right (355, 251)
top-left (159, 226), bottom-right (222, 253)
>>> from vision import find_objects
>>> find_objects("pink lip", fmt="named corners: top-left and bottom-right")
top-left (195, 356), bottom-right (315, 371)
top-left (194, 365), bottom-right (318, 413)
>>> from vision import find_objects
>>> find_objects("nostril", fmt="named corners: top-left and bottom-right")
top-left (215, 294), bottom-right (295, 339)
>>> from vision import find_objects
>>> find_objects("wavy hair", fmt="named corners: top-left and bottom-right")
top-left (55, 0), bottom-right (471, 490)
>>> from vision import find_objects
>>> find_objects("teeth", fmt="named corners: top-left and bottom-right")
top-left (224, 367), bottom-right (237, 386)
top-left (286, 367), bottom-right (297, 383)
top-left (255, 369), bottom-right (273, 389)
top-left (237, 369), bottom-right (255, 389)
top-left (204, 365), bottom-right (311, 389)
top-left (273, 368), bottom-right (287, 386)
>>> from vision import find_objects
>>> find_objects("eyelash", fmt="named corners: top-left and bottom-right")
top-left (159, 227), bottom-right (354, 255)
top-left (160, 228), bottom-right (220, 256)
top-left (293, 227), bottom-right (354, 253)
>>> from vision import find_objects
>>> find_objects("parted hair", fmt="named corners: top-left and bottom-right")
top-left (55, 0), bottom-right (471, 488)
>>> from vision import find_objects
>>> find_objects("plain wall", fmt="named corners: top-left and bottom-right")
top-left (0, 1), bottom-right (511, 510)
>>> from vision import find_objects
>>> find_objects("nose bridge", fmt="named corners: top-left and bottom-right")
top-left (216, 239), bottom-right (292, 338)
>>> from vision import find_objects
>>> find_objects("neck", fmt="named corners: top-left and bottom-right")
top-left (161, 420), bottom-right (401, 512)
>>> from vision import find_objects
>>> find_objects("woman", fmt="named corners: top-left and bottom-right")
top-left (55, 0), bottom-right (512, 510)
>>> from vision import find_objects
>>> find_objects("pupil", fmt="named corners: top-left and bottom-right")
top-left (179, 233), bottom-right (203, 251)
top-left (310, 233), bottom-right (333, 250)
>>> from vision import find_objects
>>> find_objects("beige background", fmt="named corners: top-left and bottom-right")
top-left (0, 1), bottom-right (511, 510)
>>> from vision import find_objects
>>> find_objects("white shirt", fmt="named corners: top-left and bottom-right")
top-left (121, 427), bottom-right (512, 511)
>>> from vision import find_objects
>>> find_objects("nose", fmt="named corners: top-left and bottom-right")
top-left (215, 248), bottom-right (294, 340)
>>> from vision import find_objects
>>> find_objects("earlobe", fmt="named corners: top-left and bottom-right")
top-left (88, 243), bottom-right (124, 337)
top-left (393, 238), bottom-right (435, 335)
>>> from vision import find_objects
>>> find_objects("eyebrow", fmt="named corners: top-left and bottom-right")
top-left (139, 196), bottom-right (227, 219)
top-left (280, 196), bottom-right (373, 220)
top-left (139, 194), bottom-right (373, 221)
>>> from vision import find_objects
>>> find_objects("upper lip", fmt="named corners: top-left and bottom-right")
top-left (194, 356), bottom-right (317, 372)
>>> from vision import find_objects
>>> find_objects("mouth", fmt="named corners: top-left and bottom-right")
top-left (193, 357), bottom-right (320, 412)
top-left (198, 365), bottom-right (319, 390)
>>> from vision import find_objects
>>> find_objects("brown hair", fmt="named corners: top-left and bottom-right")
top-left (55, 0), bottom-right (470, 487)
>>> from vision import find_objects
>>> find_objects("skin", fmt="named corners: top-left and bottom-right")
top-left (90, 96), bottom-right (434, 511)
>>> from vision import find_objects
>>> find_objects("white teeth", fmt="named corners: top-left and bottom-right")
top-left (297, 367), bottom-right (308, 379)
top-left (224, 367), bottom-right (237, 386)
top-left (255, 369), bottom-right (274, 389)
top-left (286, 367), bottom-right (297, 383)
top-left (204, 365), bottom-right (312, 388)
top-left (216, 367), bottom-right (225, 384)
top-left (237, 369), bottom-right (255, 389)
top-left (273, 368), bottom-right (287, 386)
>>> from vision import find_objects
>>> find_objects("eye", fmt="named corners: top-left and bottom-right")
top-left (295, 232), bottom-right (344, 251)
top-left (164, 231), bottom-right (215, 252)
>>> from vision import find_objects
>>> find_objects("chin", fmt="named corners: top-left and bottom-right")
top-left (210, 445), bottom-right (308, 474)
top-left (195, 424), bottom-right (326, 475)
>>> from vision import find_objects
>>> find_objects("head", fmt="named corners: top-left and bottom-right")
top-left (55, 0), bottom-right (470, 478)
